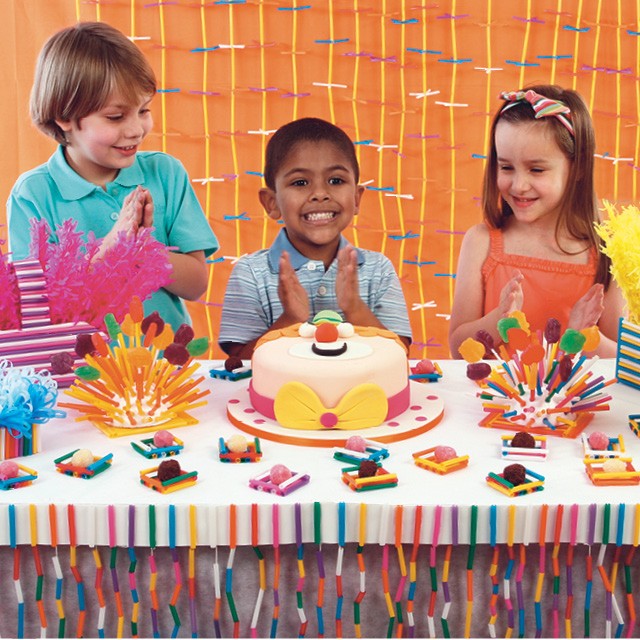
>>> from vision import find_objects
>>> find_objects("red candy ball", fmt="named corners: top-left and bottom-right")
top-left (315, 323), bottom-right (339, 343)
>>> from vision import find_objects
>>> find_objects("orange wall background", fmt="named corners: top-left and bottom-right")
top-left (1, 1), bottom-right (639, 359)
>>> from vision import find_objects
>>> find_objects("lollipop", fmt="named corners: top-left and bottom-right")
top-left (544, 318), bottom-right (562, 344)
top-left (467, 362), bottom-right (492, 381)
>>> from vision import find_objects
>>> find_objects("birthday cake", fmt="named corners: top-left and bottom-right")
top-left (248, 312), bottom-right (410, 431)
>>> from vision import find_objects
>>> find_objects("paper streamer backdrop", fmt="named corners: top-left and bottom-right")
top-left (1, 1), bottom-right (639, 359)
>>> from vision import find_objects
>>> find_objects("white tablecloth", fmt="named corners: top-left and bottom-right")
top-left (1, 359), bottom-right (638, 547)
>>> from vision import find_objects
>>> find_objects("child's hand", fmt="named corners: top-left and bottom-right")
top-left (277, 252), bottom-right (309, 323)
top-left (568, 283), bottom-right (604, 330)
top-left (98, 187), bottom-right (154, 256)
top-left (498, 271), bottom-right (524, 316)
top-left (336, 245), bottom-right (365, 315)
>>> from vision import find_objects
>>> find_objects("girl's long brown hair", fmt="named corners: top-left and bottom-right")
top-left (482, 84), bottom-right (611, 288)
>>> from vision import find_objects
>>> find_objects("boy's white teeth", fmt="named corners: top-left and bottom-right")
top-left (305, 211), bottom-right (335, 221)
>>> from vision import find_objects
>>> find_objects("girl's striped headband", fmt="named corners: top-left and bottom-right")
top-left (500, 89), bottom-right (574, 137)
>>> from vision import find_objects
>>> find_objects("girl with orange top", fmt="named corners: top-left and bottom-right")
top-left (449, 84), bottom-right (625, 358)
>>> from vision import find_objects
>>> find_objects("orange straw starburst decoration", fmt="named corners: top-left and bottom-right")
top-left (60, 297), bottom-right (210, 436)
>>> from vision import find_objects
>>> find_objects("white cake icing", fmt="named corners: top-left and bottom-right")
top-left (249, 322), bottom-right (410, 430)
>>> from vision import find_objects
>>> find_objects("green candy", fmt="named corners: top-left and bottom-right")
top-left (186, 337), bottom-right (210, 357)
top-left (497, 317), bottom-right (520, 343)
top-left (312, 310), bottom-right (342, 325)
top-left (104, 313), bottom-right (122, 341)
top-left (75, 365), bottom-right (101, 381)
top-left (559, 329), bottom-right (586, 354)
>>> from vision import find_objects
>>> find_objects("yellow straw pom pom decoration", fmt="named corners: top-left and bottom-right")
top-left (595, 202), bottom-right (640, 324)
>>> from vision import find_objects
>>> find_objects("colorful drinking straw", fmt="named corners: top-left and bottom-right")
top-left (623, 504), bottom-right (640, 638)
top-left (488, 505), bottom-right (500, 637)
top-left (295, 502), bottom-right (308, 637)
top-left (380, 504), bottom-right (394, 635)
top-left (354, 503), bottom-right (367, 638)
top-left (314, 502), bottom-right (325, 638)
top-left (406, 505), bottom-right (422, 638)
top-left (335, 502), bottom-right (345, 638)
top-left (128, 505), bottom-right (140, 639)
top-left (393, 505), bottom-right (407, 638)
top-left (534, 504), bottom-right (549, 637)
top-left (148, 505), bottom-right (160, 638)
top-left (188, 505), bottom-right (198, 638)
top-left (250, 503), bottom-right (266, 638)
top-left (504, 505), bottom-right (516, 638)
top-left (270, 503), bottom-right (281, 639)
top-left (226, 504), bottom-right (240, 638)
top-left (565, 505), bottom-right (579, 638)
top-left (428, 505), bottom-right (442, 638)
top-left (168, 504), bottom-right (183, 639)
top-left (29, 503), bottom-right (47, 637)
top-left (9, 504), bottom-right (24, 639)
top-left (108, 505), bottom-right (125, 638)
top-left (49, 504), bottom-right (67, 638)
top-left (441, 505), bottom-right (457, 638)
top-left (464, 505), bottom-right (478, 638)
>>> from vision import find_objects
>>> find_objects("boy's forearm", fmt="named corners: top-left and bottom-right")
top-left (164, 250), bottom-right (208, 300)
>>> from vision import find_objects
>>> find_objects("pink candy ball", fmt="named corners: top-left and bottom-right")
top-left (0, 460), bottom-right (20, 481)
top-left (588, 431), bottom-right (610, 451)
top-left (345, 435), bottom-right (367, 453)
top-left (415, 359), bottom-right (436, 375)
top-left (270, 464), bottom-right (292, 485)
top-left (434, 446), bottom-right (457, 463)
top-left (153, 430), bottom-right (174, 448)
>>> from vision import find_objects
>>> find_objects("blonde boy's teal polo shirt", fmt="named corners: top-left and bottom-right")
top-left (8, 146), bottom-right (218, 330)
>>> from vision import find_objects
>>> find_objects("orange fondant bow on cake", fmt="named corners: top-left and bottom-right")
top-left (273, 381), bottom-right (389, 430)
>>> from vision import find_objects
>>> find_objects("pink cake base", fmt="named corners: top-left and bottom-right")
top-left (227, 380), bottom-right (444, 447)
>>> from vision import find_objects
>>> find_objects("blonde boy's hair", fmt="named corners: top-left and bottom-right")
top-left (30, 21), bottom-right (156, 145)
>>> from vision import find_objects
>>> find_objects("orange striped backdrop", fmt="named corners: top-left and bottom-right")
top-left (2, 1), bottom-right (639, 359)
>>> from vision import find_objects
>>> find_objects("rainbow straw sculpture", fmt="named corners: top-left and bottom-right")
top-left (461, 313), bottom-right (615, 438)
top-left (60, 297), bottom-right (210, 437)
top-left (0, 359), bottom-right (64, 458)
